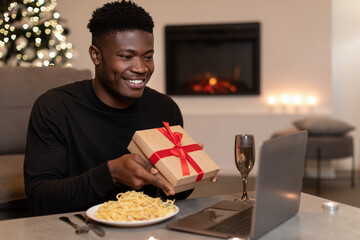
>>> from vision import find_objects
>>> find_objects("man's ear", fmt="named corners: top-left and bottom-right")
top-left (89, 44), bottom-right (101, 65)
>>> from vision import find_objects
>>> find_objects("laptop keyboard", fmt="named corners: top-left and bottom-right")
top-left (206, 206), bottom-right (253, 237)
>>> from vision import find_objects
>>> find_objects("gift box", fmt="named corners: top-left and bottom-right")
top-left (127, 122), bottom-right (220, 193)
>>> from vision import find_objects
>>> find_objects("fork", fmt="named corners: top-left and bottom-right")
top-left (59, 216), bottom-right (89, 234)
top-left (75, 213), bottom-right (105, 237)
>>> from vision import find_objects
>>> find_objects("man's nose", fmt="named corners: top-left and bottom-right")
top-left (131, 57), bottom-right (147, 73)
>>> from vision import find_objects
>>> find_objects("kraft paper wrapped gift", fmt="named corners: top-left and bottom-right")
top-left (127, 122), bottom-right (220, 193)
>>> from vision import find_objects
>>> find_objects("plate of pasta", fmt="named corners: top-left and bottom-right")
top-left (86, 191), bottom-right (179, 227)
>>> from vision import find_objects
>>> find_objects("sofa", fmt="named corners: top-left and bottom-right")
top-left (0, 66), bottom-right (92, 220)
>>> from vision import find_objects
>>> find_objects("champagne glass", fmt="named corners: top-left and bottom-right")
top-left (235, 134), bottom-right (255, 202)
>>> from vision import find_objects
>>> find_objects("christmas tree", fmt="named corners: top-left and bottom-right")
top-left (0, 0), bottom-right (73, 67)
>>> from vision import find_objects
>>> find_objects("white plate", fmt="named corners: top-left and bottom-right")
top-left (86, 203), bottom-right (179, 227)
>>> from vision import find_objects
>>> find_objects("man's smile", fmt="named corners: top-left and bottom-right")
top-left (127, 79), bottom-right (143, 84)
top-left (122, 77), bottom-right (147, 89)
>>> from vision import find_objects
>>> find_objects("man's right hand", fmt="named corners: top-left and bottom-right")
top-left (107, 154), bottom-right (175, 195)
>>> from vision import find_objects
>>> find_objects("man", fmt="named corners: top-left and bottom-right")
top-left (24, 0), bottom-right (194, 216)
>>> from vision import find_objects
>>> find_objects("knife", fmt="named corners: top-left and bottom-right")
top-left (75, 214), bottom-right (105, 237)
top-left (59, 216), bottom-right (89, 234)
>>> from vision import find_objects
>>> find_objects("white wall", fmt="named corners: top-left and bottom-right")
top-left (332, 0), bottom-right (360, 171)
top-left (56, 0), bottom-right (356, 175)
top-left (137, 0), bottom-right (332, 115)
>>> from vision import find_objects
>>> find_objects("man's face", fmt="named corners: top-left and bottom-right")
top-left (91, 30), bottom-right (154, 108)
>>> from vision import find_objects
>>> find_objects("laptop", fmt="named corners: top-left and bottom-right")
top-left (167, 131), bottom-right (307, 239)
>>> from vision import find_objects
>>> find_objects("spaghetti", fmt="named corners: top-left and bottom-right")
top-left (94, 191), bottom-right (176, 222)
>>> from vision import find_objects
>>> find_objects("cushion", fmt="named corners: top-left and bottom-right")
top-left (293, 117), bottom-right (354, 136)
top-left (271, 127), bottom-right (300, 138)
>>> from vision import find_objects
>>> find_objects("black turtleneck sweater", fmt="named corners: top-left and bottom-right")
top-left (24, 79), bottom-right (191, 215)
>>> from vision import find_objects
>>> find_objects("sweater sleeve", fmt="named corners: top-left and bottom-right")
top-left (24, 96), bottom-right (120, 215)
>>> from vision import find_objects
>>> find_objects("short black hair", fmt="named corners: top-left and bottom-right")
top-left (87, 0), bottom-right (154, 44)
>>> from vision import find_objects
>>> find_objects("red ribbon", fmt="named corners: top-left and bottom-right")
top-left (149, 122), bottom-right (204, 181)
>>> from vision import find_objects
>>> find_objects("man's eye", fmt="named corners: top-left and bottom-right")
top-left (144, 55), bottom-right (153, 61)
top-left (119, 55), bottom-right (132, 59)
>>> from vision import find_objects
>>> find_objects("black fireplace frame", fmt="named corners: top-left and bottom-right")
top-left (165, 22), bottom-right (261, 96)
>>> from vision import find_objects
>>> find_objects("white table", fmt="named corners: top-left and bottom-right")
top-left (0, 193), bottom-right (359, 240)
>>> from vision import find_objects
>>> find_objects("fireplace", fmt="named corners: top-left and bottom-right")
top-left (165, 22), bottom-right (260, 96)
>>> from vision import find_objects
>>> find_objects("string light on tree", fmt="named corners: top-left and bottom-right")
top-left (0, 0), bottom-right (73, 67)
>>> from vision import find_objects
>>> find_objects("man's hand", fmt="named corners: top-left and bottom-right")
top-left (107, 154), bottom-right (175, 195)
top-left (198, 143), bottom-right (218, 183)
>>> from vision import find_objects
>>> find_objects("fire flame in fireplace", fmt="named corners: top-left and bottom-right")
top-left (190, 73), bottom-right (237, 94)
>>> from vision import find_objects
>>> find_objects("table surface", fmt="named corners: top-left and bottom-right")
top-left (0, 192), bottom-right (359, 240)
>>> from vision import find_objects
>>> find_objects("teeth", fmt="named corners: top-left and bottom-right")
top-left (127, 79), bottom-right (143, 84)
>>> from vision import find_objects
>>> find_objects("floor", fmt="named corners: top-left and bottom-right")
top-left (301, 171), bottom-right (360, 208)
top-left (189, 171), bottom-right (360, 208)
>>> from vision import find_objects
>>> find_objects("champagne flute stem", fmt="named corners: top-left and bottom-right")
top-left (241, 175), bottom-right (248, 200)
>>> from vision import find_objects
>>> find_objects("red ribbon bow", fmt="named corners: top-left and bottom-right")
top-left (149, 122), bottom-right (204, 181)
